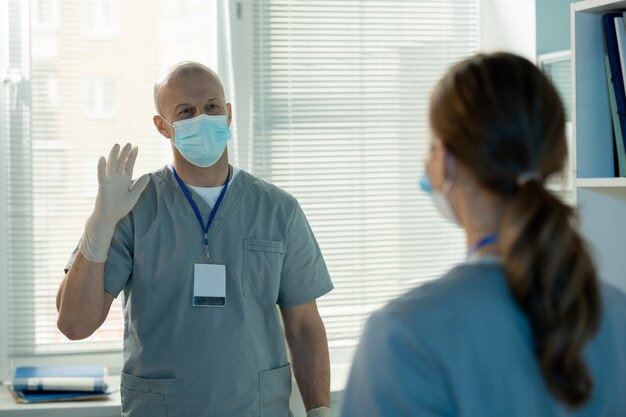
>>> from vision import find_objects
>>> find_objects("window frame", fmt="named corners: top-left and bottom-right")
top-left (0, 0), bottom-right (10, 382)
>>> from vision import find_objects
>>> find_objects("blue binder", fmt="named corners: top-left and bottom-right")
top-left (12, 365), bottom-right (107, 392)
top-left (602, 13), bottom-right (626, 174)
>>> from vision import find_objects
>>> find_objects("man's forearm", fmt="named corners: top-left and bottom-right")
top-left (56, 251), bottom-right (110, 340)
top-left (288, 318), bottom-right (331, 411)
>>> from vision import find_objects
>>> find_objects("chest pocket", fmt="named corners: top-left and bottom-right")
top-left (243, 238), bottom-right (287, 301)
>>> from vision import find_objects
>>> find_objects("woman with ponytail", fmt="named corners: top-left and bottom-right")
top-left (340, 52), bottom-right (626, 417)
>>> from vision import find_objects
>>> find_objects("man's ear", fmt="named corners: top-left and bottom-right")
top-left (153, 115), bottom-right (171, 139)
top-left (226, 103), bottom-right (233, 127)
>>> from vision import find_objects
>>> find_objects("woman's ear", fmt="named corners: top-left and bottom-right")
top-left (442, 146), bottom-right (456, 187)
top-left (427, 141), bottom-right (449, 192)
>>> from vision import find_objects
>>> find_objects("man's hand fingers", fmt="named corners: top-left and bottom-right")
top-left (117, 143), bottom-right (133, 173)
top-left (96, 156), bottom-right (107, 184)
top-left (125, 146), bottom-right (139, 176)
top-left (106, 143), bottom-right (120, 177)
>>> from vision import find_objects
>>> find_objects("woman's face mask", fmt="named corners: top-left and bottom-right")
top-left (164, 113), bottom-right (232, 168)
top-left (420, 152), bottom-right (460, 226)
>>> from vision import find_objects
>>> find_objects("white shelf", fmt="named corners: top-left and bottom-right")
top-left (574, 0), bottom-right (626, 13)
top-left (576, 177), bottom-right (626, 187)
top-left (573, 0), bottom-right (626, 293)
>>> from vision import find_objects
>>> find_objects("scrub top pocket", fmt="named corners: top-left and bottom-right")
top-left (120, 372), bottom-right (183, 417)
top-left (243, 238), bottom-right (286, 301)
top-left (259, 363), bottom-right (293, 417)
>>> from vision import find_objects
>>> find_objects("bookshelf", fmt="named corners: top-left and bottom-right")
top-left (572, 0), bottom-right (626, 293)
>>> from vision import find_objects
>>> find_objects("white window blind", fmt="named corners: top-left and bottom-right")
top-left (538, 51), bottom-right (573, 203)
top-left (4, 0), bottom-right (478, 374)
top-left (250, 0), bottom-right (478, 355)
top-left (4, 0), bottom-right (220, 363)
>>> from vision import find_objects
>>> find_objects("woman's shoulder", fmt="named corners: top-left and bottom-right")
top-left (600, 281), bottom-right (626, 311)
top-left (596, 281), bottom-right (626, 338)
top-left (383, 262), bottom-right (513, 321)
top-left (363, 262), bottom-right (531, 357)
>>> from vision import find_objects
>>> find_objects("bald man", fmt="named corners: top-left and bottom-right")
top-left (57, 62), bottom-right (333, 417)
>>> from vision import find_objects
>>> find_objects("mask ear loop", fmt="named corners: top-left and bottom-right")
top-left (442, 150), bottom-right (456, 196)
top-left (158, 115), bottom-right (176, 141)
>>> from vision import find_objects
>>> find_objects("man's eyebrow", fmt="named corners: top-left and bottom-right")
top-left (174, 103), bottom-right (191, 111)
top-left (174, 98), bottom-right (222, 111)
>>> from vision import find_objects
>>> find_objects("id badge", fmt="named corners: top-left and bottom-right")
top-left (193, 258), bottom-right (226, 307)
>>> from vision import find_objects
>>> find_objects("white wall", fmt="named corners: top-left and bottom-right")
top-left (480, 0), bottom-right (537, 61)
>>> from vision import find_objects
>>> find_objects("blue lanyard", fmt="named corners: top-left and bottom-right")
top-left (467, 234), bottom-right (498, 259)
top-left (172, 165), bottom-right (231, 258)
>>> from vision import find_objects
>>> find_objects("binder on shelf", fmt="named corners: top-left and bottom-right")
top-left (602, 13), bottom-right (626, 176)
top-left (605, 54), bottom-right (626, 176)
top-left (8, 365), bottom-right (112, 404)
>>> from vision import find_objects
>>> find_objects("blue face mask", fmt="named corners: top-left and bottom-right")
top-left (419, 172), bottom-right (432, 193)
top-left (419, 168), bottom-right (459, 226)
top-left (166, 114), bottom-right (232, 168)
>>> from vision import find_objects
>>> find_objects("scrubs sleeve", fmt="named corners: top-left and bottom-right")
top-left (102, 213), bottom-right (135, 297)
top-left (64, 242), bottom-right (81, 274)
top-left (63, 213), bottom-right (134, 298)
top-left (340, 310), bottom-right (453, 417)
top-left (277, 201), bottom-right (333, 306)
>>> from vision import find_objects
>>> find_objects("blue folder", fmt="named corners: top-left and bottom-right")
top-left (12, 365), bottom-right (107, 392)
top-left (602, 13), bottom-right (626, 174)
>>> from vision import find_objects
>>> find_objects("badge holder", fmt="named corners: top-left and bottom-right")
top-left (193, 255), bottom-right (227, 307)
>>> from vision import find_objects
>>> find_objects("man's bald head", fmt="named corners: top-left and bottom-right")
top-left (153, 61), bottom-right (225, 116)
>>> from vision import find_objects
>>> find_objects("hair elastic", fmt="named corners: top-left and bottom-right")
top-left (516, 171), bottom-right (542, 186)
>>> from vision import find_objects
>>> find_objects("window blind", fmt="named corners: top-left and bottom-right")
top-left (6, 0), bottom-right (219, 357)
top-left (539, 52), bottom-right (573, 202)
top-left (5, 0), bottom-right (479, 364)
top-left (250, 0), bottom-right (478, 352)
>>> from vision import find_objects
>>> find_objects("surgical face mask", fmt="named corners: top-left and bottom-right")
top-left (419, 162), bottom-right (459, 226)
top-left (164, 114), bottom-right (232, 168)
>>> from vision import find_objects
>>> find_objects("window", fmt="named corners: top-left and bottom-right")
top-left (1, 0), bottom-right (478, 379)
top-left (33, 0), bottom-right (59, 31)
top-left (1, 0), bottom-right (220, 378)
top-left (81, 0), bottom-right (119, 38)
top-left (83, 77), bottom-right (117, 118)
top-left (45, 76), bottom-right (59, 109)
top-left (538, 50), bottom-right (573, 202)
top-left (248, 0), bottom-right (478, 363)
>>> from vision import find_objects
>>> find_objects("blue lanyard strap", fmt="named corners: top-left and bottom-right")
top-left (467, 233), bottom-right (498, 259)
top-left (172, 165), bottom-right (231, 258)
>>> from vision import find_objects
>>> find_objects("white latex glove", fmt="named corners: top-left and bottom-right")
top-left (307, 407), bottom-right (331, 417)
top-left (79, 143), bottom-right (150, 262)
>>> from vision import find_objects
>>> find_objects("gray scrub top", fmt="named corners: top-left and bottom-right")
top-left (340, 262), bottom-right (626, 417)
top-left (66, 166), bottom-right (334, 417)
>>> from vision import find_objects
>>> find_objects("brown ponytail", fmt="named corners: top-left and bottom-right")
top-left (500, 181), bottom-right (600, 407)
top-left (429, 52), bottom-right (601, 407)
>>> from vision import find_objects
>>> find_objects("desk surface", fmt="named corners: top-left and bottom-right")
top-left (0, 367), bottom-right (349, 417)
top-left (0, 376), bottom-right (121, 417)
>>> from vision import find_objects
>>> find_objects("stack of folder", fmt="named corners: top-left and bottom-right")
top-left (8, 365), bottom-right (113, 403)
top-left (602, 12), bottom-right (626, 176)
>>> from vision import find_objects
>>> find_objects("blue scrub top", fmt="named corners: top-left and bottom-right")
top-left (340, 261), bottom-right (626, 417)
